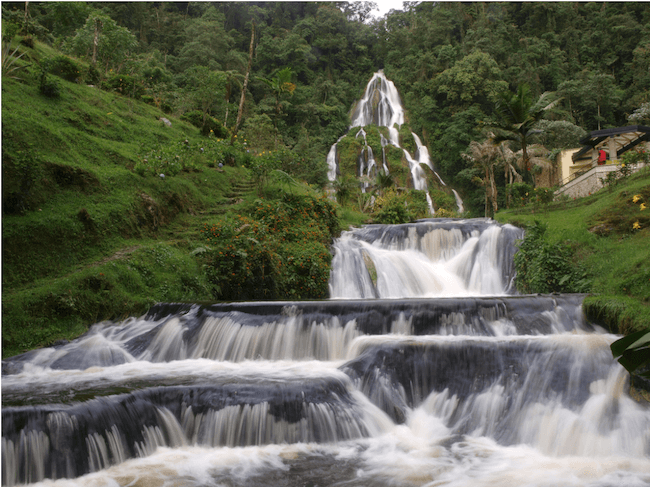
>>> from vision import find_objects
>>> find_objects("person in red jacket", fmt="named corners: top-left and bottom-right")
top-left (598, 148), bottom-right (607, 165)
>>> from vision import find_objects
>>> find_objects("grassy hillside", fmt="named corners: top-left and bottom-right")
top-left (1, 39), bottom-right (351, 358)
top-left (4, 36), bottom-right (648, 360)
top-left (495, 170), bottom-right (650, 335)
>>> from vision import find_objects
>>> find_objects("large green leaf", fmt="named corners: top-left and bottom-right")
top-left (611, 329), bottom-right (650, 377)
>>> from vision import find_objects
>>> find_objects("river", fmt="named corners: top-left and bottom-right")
top-left (2, 218), bottom-right (649, 487)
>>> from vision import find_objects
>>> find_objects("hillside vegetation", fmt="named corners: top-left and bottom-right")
top-left (496, 169), bottom-right (650, 335)
top-left (3, 2), bottom-right (650, 357)
top-left (3, 2), bottom-right (650, 216)
top-left (1, 39), bottom-right (350, 358)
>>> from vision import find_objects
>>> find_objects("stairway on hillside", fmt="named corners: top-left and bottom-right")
top-left (198, 177), bottom-right (256, 216)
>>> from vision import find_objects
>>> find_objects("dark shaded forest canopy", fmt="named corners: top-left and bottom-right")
top-left (3, 1), bottom-right (650, 214)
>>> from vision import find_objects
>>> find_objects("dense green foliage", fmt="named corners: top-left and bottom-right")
top-left (3, 2), bottom-right (650, 356)
top-left (4, 1), bottom-right (649, 215)
top-left (0, 36), bottom-right (346, 357)
top-left (372, 188), bottom-right (431, 224)
top-left (202, 194), bottom-right (337, 300)
top-left (513, 221), bottom-right (590, 294)
top-left (497, 167), bottom-right (650, 335)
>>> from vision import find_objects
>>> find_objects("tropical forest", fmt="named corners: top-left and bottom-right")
top-left (4, 3), bottom-right (650, 486)
top-left (2, 1), bottom-right (650, 358)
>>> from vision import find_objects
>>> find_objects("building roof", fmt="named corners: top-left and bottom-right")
top-left (572, 125), bottom-right (650, 162)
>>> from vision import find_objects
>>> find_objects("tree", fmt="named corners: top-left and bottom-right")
top-left (558, 71), bottom-right (623, 130)
top-left (184, 66), bottom-right (226, 129)
top-left (71, 12), bottom-right (138, 74)
top-left (233, 20), bottom-right (256, 139)
top-left (628, 102), bottom-right (650, 124)
top-left (39, 2), bottom-right (91, 39)
top-left (338, 1), bottom-right (379, 23)
top-left (172, 6), bottom-right (233, 72)
top-left (260, 66), bottom-right (296, 132)
top-left (463, 135), bottom-right (502, 217)
top-left (434, 49), bottom-right (508, 113)
top-left (489, 83), bottom-right (559, 183)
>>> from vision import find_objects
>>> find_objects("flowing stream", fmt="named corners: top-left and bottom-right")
top-left (3, 218), bottom-right (650, 487)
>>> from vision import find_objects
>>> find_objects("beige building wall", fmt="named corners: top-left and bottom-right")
top-left (556, 148), bottom-right (580, 185)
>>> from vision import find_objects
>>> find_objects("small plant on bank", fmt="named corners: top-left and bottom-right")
top-left (245, 150), bottom-right (282, 196)
top-left (180, 110), bottom-right (229, 138)
top-left (600, 170), bottom-right (619, 190)
top-left (2, 34), bottom-right (30, 81)
top-left (45, 55), bottom-right (83, 83)
top-left (619, 162), bottom-right (633, 179)
top-left (39, 66), bottom-right (61, 98)
top-left (533, 187), bottom-right (554, 206)
top-left (372, 188), bottom-right (430, 224)
top-left (508, 182), bottom-right (533, 208)
top-left (136, 135), bottom-right (252, 177)
top-left (621, 147), bottom-right (649, 167)
top-left (514, 221), bottom-right (591, 294)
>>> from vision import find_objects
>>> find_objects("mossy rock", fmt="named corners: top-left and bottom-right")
top-left (337, 135), bottom-right (364, 178)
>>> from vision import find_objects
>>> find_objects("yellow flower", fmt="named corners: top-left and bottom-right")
top-left (633, 221), bottom-right (641, 230)
top-left (641, 203), bottom-right (647, 211)
top-left (633, 194), bottom-right (642, 203)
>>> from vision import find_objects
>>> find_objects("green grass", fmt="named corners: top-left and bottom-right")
top-left (1, 38), bottom-right (353, 358)
top-left (495, 169), bottom-right (650, 334)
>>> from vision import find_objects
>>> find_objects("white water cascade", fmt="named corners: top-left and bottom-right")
top-left (2, 122), bottom-right (648, 487)
top-left (3, 216), bottom-right (649, 487)
top-left (328, 70), bottom-right (464, 214)
top-left (329, 219), bottom-right (522, 299)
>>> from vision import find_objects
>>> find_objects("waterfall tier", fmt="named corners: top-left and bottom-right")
top-left (330, 219), bottom-right (523, 298)
top-left (2, 217), bottom-right (647, 486)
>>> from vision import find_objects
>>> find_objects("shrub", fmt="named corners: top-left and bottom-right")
top-left (373, 188), bottom-right (430, 224)
top-left (20, 35), bottom-right (34, 48)
top-left (39, 72), bottom-right (60, 98)
top-left (533, 187), bottom-right (554, 206)
top-left (201, 194), bottom-right (338, 300)
top-left (2, 35), bottom-right (30, 81)
top-left (620, 148), bottom-right (649, 167)
top-left (85, 64), bottom-right (100, 85)
top-left (508, 182), bottom-right (533, 207)
top-left (1, 149), bottom-right (44, 214)
top-left (514, 221), bottom-right (591, 294)
top-left (180, 110), bottom-right (228, 137)
top-left (103, 73), bottom-right (145, 99)
top-left (45, 55), bottom-right (82, 82)
top-left (429, 189), bottom-right (458, 213)
top-left (600, 170), bottom-right (619, 190)
top-left (245, 150), bottom-right (282, 195)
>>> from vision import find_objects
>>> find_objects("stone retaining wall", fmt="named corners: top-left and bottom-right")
top-left (555, 163), bottom-right (648, 199)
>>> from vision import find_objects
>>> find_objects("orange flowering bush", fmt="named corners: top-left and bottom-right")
top-left (202, 194), bottom-right (338, 300)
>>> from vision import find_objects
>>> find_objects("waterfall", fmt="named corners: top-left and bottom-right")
top-left (326, 142), bottom-right (338, 181)
top-left (327, 70), bottom-right (466, 215)
top-left (2, 149), bottom-right (648, 487)
top-left (349, 70), bottom-right (404, 130)
top-left (329, 219), bottom-right (522, 299)
top-left (3, 280), bottom-right (647, 486)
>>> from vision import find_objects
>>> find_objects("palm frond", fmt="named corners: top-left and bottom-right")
top-left (2, 37), bottom-right (30, 80)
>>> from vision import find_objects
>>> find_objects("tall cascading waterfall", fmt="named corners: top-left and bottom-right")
top-left (327, 70), bottom-right (464, 214)
top-left (3, 215), bottom-right (650, 486)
